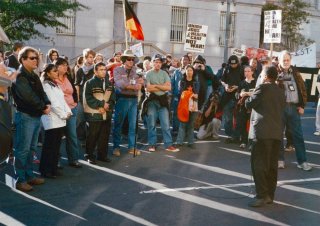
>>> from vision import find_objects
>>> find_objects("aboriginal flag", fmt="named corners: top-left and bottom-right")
top-left (124, 0), bottom-right (144, 41)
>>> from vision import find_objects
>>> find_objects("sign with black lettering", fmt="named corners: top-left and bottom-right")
top-left (264, 10), bottom-right (282, 43)
top-left (184, 23), bottom-right (208, 53)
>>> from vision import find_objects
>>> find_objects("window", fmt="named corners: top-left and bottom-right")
top-left (219, 11), bottom-right (236, 47)
top-left (56, 0), bottom-right (76, 35)
top-left (170, 6), bottom-right (188, 42)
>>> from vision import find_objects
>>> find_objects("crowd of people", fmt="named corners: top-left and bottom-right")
top-left (0, 42), bottom-right (317, 208)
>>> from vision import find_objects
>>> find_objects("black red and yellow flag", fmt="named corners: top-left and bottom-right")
top-left (124, 0), bottom-right (144, 41)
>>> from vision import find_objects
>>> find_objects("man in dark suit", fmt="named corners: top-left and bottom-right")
top-left (245, 66), bottom-right (285, 207)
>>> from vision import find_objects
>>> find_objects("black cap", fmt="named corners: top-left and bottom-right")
top-left (228, 55), bottom-right (239, 64)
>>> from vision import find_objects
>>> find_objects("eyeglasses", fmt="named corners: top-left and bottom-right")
top-left (28, 56), bottom-right (39, 61)
top-left (126, 58), bottom-right (135, 61)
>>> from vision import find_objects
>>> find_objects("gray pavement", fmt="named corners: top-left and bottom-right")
top-left (0, 103), bottom-right (319, 226)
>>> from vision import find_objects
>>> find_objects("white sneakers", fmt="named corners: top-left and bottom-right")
top-left (313, 131), bottom-right (320, 136)
top-left (278, 161), bottom-right (285, 169)
top-left (297, 162), bottom-right (312, 171)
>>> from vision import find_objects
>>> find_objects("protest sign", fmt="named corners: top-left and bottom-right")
top-left (184, 23), bottom-right (208, 53)
top-left (264, 10), bottom-right (282, 43)
top-left (130, 42), bottom-right (143, 57)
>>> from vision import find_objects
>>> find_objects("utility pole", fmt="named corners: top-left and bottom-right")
top-left (223, 0), bottom-right (231, 63)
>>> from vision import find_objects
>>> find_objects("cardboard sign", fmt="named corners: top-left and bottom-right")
top-left (264, 10), bottom-right (282, 43)
top-left (184, 23), bottom-right (208, 53)
top-left (130, 42), bottom-right (144, 57)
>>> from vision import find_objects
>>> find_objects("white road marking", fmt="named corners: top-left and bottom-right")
top-left (11, 188), bottom-right (87, 221)
top-left (93, 202), bottom-right (158, 226)
top-left (0, 211), bottom-right (25, 226)
top-left (79, 160), bottom-right (288, 226)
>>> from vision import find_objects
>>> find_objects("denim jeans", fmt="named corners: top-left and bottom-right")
top-left (147, 100), bottom-right (173, 148)
top-left (171, 97), bottom-right (180, 132)
top-left (113, 97), bottom-right (138, 150)
top-left (279, 104), bottom-right (307, 164)
top-left (176, 111), bottom-right (197, 145)
top-left (65, 106), bottom-right (79, 163)
top-left (76, 103), bottom-right (86, 141)
top-left (222, 99), bottom-right (239, 138)
top-left (14, 111), bottom-right (41, 183)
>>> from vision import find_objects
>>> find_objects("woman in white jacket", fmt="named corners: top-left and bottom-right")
top-left (39, 64), bottom-right (71, 178)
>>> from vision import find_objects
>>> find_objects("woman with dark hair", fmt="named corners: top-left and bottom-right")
top-left (40, 64), bottom-right (71, 178)
top-left (47, 48), bottom-right (59, 64)
top-left (176, 65), bottom-right (200, 148)
top-left (236, 65), bottom-right (256, 149)
top-left (54, 58), bottom-right (81, 168)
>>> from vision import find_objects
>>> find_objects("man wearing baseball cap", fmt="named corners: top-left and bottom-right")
top-left (145, 54), bottom-right (179, 152)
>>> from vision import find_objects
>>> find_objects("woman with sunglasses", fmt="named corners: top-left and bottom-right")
top-left (40, 64), bottom-right (72, 178)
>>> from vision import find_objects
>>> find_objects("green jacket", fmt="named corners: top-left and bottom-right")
top-left (83, 75), bottom-right (115, 121)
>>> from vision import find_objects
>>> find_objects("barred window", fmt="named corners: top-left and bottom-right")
top-left (56, 0), bottom-right (76, 35)
top-left (170, 6), bottom-right (188, 42)
top-left (219, 11), bottom-right (236, 47)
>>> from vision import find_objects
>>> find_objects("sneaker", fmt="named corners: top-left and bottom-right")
top-left (239, 143), bottom-right (246, 149)
top-left (166, 146), bottom-right (180, 152)
top-left (128, 148), bottom-right (141, 156)
top-left (113, 148), bottom-right (121, 157)
top-left (37, 142), bottom-right (43, 147)
top-left (297, 162), bottom-right (312, 171)
top-left (313, 131), bottom-right (320, 136)
top-left (32, 152), bottom-right (40, 164)
top-left (278, 161), bottom-right (285, 169)
top-left (16, 182), bottom-right (33, 192)
top-left (284, 145), bottom-right (295, 152)
top-left (148, 146), bottom-right (156, 152)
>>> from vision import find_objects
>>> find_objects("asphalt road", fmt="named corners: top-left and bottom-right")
top-left (1, 103), bottom-right (319, 226)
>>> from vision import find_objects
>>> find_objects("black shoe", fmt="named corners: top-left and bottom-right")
top-left (248, 197), bottom-right (268, 207)
top-left (97, 157), bottom-right (112, 163)
top-left (69, 161), bottom-right (82, 168)
top-left (265, 196), bottom-right (273, 204)
top-left (187, 144), bottom-right (195, 149)
top-left (87, 158), bottom-right (96, 165)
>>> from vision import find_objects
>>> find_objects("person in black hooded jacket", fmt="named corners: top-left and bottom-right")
top-left (192, 55), bottom-right (219, 110)
top-left (221, 55), bottom-right (242, 143)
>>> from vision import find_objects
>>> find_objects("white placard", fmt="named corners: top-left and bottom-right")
top-left (264, 10), bottom-right (282, 43)
top-left (130, 42), bottom-right (144, 57)
top-left (184, 23), bottom-right (208, 53)
top-left (291, 43), bottom-right (317, 68)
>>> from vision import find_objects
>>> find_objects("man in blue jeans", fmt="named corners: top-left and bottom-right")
top-left (146, 54), bottom-right (179, 152)
top-left (277, 51), bottom-right (312, 171)
top-left (171, 55), bottom-right (190, 134)
top-left (12, 46), bottom-right (51, 192)
top-left (112, 50), bottom-right (144, 156)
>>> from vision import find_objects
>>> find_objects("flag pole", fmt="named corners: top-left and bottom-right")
top-left (122, 0), bottom-right (129, 49)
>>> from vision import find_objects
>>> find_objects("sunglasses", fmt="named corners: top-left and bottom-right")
top-left (126, 58), bottom-right (135, 61)
top-left (28, 56), bottom-right (39, 61)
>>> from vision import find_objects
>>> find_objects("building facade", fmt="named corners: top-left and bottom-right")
top-left (26, 0), bottom-right (320, 70)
